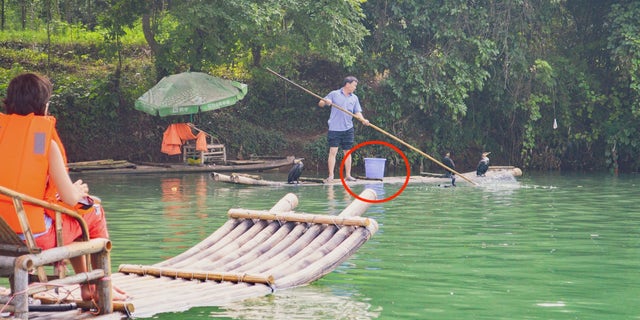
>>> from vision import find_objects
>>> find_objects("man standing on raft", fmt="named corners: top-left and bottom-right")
top-left (318, 76), bottom-right (370, 183)
top-left (442, 152), bottom-right (456, 186)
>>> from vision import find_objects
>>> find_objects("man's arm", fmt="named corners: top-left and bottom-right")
top-left (318, 98), bottom-right (332, 108)
top-left (354, 112), bottom-right (370, 126)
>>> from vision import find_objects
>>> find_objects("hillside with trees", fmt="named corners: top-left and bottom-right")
top-left (1, 0), bottom-right (638, 173)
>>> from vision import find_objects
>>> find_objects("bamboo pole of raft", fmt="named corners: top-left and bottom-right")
top-left (118, 264), bottom-right (274, 285)
top-left (266, 67), bottom-right (478, 186)
top-left (339, 189), bottom-right (376, 218)
top-left (227, 209), bottom-right (371, 227)
top-left (268, 193), bottom-right (299, 213)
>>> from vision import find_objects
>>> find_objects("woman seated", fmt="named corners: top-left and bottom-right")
top-left (0, 72), bottom-right (128, 302)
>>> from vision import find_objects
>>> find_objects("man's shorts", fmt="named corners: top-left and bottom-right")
top-left (35, 202), bottom-right (109, 250)
top-left (328, 128), bottom-right (355, 150)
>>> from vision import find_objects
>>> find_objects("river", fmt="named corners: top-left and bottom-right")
top-left (62, 171), bottom-right (640, 319)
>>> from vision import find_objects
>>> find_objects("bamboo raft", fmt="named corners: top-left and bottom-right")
top-left (68, 157), bottom-right (297, 175)
top-left (212, 166), bottom-right (523, 187)
top-left (15, 189), bottom-right (379, 319)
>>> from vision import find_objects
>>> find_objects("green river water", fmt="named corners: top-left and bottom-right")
top-left (30, 171), bottom-right (640, 319)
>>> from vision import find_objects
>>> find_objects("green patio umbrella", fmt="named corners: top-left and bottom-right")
top-left (135, 72), bottom-right (248, 117)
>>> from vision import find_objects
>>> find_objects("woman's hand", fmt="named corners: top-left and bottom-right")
top-left (73, 179), bottom-right (89, 197)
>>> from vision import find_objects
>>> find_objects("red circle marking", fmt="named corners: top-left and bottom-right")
top-left (339, 140), bottom-right (410, 203)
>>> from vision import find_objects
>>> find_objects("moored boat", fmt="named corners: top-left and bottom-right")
top-left (68, 156), bottom-right (298, 175)
top-left (211, 166), bottom-right (523, 187)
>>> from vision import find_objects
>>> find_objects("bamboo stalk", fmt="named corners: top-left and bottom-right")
top-left (18, 239), bottom-right (110, 271)
top-left (35, 295), bottom-right (135, 315)
top-left (163, 193), bottom-right (299, 270)
top-left (166, 219), bottom-right (254, 269)
top-left (267, 226), bottom-right (340, 279)
top-left (275, 228), bottom-right (372, 288)
top-left (12, 262), bottom-right (29, 319)
top-left (94, 247), bottom-right (113, 314)
top-left (228, 209), bottom-right (371, 227)
top-left (67, 159), bottom-right (117, 166)
top-left (232, 173), bottom-right (263, 179)
top-left (26, 269), bottom-right (106, 295)
top-left (217, 222), bottom-right (299, 272)
top-left (242, 224), bottom-right (326, 274)
top-left (118, 264), bottom-right (274, 285)
top-left (269, 193), bottom-right (299, 213)
top-left (488, 165), bottom-right (515, 169)
top-left (231, 223), bottom-right (308, 273)
top-left (226, 173), bottom-right (282, 185)
top-left (186, 220), bottom-right (270, 270)
top-left (169, 193), bottom-right (300, 271)
top-left (201, 222), bottom-right (277, 271)
top-left (154, 219), bottom-right (241, 267)
top-left (338, 189), bottom-right (376, 218)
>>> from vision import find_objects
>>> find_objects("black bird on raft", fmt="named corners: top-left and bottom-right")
top-left (287, 159), bottom-right (304, 184)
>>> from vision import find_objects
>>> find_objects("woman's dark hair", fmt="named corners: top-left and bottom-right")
top-left (3, 73), bottom-right (53, 116)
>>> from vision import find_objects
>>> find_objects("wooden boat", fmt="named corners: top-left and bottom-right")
top-left (69, 156), bottom-right (297, 175)
top-left (212, 166), bottom-right (523, 187)
top-left (3, 190), bottom-right (379, 319)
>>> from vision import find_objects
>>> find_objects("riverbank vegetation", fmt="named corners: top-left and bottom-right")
top-left (1, 1), bottom-right (638, 173)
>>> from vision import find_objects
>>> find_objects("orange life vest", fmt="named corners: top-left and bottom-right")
top-left (0, 113), bottom-right (66, 234)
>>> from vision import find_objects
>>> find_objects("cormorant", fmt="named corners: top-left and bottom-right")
top-left (476, 152), bottom-right (490, 177)
top-left (287, 159), bottom-right (304, 184)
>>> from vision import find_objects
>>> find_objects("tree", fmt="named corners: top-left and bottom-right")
top-left (137, 0), bottom-right (368, 77)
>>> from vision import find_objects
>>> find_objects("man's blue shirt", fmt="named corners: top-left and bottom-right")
top-left (324, 88), bottom-right (362, 131)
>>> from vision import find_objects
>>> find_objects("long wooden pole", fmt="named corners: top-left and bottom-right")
top-left (266, 68), bottom-right (477, 185)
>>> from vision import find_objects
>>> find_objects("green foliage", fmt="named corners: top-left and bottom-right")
top-left (608, 2), bottom-right (640, 117)
top-left (303, 136), bottom-right (330, 165)
top-left (203, 112), bottom-right (287, 158)
top-left (2, 0), bottom-right (640, 172)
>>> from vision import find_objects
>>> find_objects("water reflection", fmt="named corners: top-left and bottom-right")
top-left (363, 183), bottom-right (385, 200)
top-left (213, 285), bottom-right (381, 320)
top-left (159, 176), bottom-right (211, 249)
top-left (325, 184), bottom-right (352, 215)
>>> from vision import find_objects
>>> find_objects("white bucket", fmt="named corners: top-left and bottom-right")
top-left (364, 158), bottom-right (386, 179)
